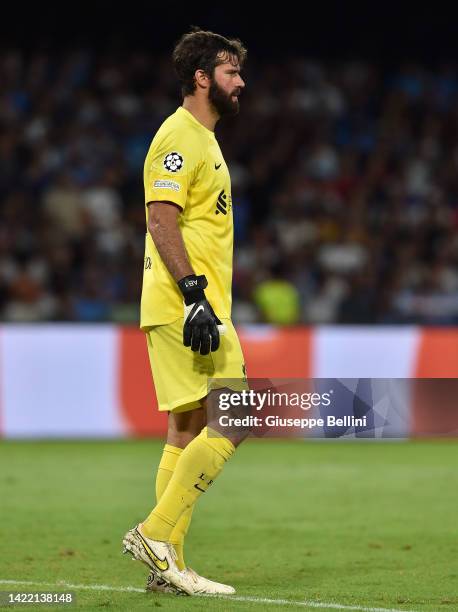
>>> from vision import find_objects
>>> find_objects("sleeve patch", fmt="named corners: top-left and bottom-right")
top-left (163, 151), bottom-right (184, 173)
top-left (153, 180), bottom-right (181, 192)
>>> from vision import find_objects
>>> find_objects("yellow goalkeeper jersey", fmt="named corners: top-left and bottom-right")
top-left (140, 106), bottom-right (233, 329)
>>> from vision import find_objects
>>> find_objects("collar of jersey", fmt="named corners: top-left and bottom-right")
top-left (177, 106), bottom-right (216, 138)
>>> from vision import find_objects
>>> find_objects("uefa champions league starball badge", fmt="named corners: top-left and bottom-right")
top-left (163, 152), bottom-right (184, 173)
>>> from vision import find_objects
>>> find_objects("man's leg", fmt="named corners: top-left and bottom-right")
top-left (154, 406), bottom-right (205, 570)
top-left (141, 394), bottom-right (247, 543)
top-left (124, 320), bottom-right (246, 594)
top-left (145, 401), bottom-right (239, 595)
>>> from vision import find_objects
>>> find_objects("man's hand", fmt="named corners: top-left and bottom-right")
top-left (178, 274), bottom-right (225, 355)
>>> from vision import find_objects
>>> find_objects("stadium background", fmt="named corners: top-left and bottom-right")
top-left (0, 6), bottom-right (458, 611)
top-left (1, 3), bottom-right (457, 437)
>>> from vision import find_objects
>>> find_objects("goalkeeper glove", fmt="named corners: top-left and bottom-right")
top-left (177, 274), bottom-right (226, 355)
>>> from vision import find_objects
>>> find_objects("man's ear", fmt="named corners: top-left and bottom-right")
top-left (194, 69), bottom-right (210, 90)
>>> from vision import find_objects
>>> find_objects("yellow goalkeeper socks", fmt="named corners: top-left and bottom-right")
top-left (169, 512), bottom-right (192, 571)
top-left (154, 443), bottom-right (193, 570)
top-left (155, 444), bottom-right (182, 496)
top-left (142, 427), bottom-right (235, 542)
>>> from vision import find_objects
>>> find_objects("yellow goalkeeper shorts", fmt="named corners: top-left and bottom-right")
top-left (145, 318), bottom-right (247, 413)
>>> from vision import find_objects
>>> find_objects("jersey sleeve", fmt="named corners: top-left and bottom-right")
top-left (144, 131), bottom-right (203, 210)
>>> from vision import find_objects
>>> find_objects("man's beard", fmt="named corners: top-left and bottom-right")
top-left (209, 79), bottom-right (240, 117)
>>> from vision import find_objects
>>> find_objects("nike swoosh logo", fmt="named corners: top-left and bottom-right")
top-left (215, 163), bottom-right (222, 170)
top-left (189, 304), bottom-right (205, 322)
top-left (137, 530), bottom-right (169, 572)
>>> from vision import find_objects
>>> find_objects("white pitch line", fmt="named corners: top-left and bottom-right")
top-left (0, 579), bottom-right (417, 612)
top-left (204, 593), bottom-right (416, 612)
top-left (0, 580), bottom-right (144, 594)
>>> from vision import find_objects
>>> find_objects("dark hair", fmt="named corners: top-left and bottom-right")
top-left (172, 27), bottom-right (247, 97)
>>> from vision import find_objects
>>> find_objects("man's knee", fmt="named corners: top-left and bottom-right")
top-left (167, 405), bottom-right (206, 448)
top-left (203, 390), bottom-right (251, 448)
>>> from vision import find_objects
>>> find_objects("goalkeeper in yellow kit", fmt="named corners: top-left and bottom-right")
top-left (122, 28), bottom-right (247, 596)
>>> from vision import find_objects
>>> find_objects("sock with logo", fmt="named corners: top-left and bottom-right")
top-left (154, 443), bottom-right (193, 571)
top-left (142, 427), bottom-right (235, 542)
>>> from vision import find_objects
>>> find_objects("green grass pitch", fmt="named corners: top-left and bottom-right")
top-left (0, 439), bottom-right (457, 611)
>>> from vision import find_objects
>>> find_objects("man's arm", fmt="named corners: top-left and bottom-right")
top-left (147, 201), bottom-right (224, 354)
top-left (147, 201), bottom-right (193, 280)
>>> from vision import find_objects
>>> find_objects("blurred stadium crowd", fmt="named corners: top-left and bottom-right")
top-left (1, 50), bottom-right (458, 324)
